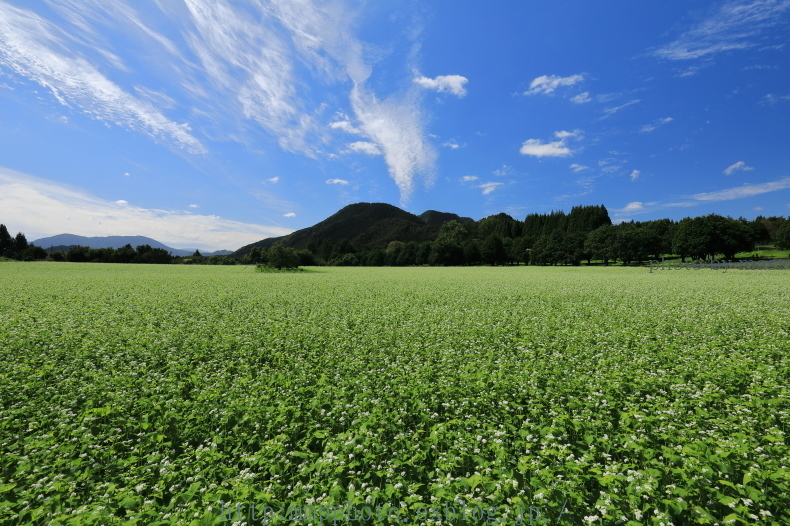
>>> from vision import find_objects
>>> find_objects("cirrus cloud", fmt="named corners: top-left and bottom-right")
top-left (0, 1), bottom-right (206, 154)
top-left (691, 177), bottom-right (790, 201)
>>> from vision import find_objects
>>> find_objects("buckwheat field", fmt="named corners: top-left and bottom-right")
top-left (1, 262), bottom-right (788, 525)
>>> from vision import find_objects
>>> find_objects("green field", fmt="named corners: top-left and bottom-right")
top-left (1, 263), bottom-right (789, 525)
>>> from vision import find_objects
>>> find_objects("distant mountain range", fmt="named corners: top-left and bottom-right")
top-left (31, 234), bottom-right (232, 258)
top-left (233, 203), bottom-right (474, 257)
top-left (30, 204), bottom-right (478, 259)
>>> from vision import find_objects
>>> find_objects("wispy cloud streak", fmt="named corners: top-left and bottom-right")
top-left (0, 1), bottom-right (205, 153)
top-left (653, 0), bottom-right (790, 60)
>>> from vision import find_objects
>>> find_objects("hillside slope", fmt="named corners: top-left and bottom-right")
top-left (233, 202), bottom-right (441, 256)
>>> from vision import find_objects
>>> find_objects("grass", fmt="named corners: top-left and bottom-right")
top-left (1, 263), bottom-right (788, 525)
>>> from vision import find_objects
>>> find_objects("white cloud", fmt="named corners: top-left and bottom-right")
top-left (476, 182), bottom-right (503, 195)
top-left (0, 165), bottom-right (292, 251)
top-left (0, 0), bottom-right (439, 203)
top-left (413, 74), bottom-right (468, 97)
top-left (267, 177), bottom-right (280, 183)
top-left (188, 204), bottom-right (199, 208)
top-left (347, 141), bottom-right (382, 156)
top-left (640, 117), bottom-right (673, 132)
top-left (283, 212), bottom-right (296, 217)
top-left (441, 140), bottom-right (460, 149)
top-left (115, 199), bottom-right (128, 205)
top-left (570, 164), bottom-right (589, 172)
top-left (653, 0), bottom-right (790, 61)
top-left (329, 118), bottom-right (361, 134)
top-left (763, 93), bottom-right (790, 103)
top-left (350, 85), bottom-right (436, 203)
top-left (524, 74), bottom-right (584, 95)
top-left (0, 2), bottom-right (206, 153)
top-left (493, 165), bottom-right (514, 177)
top-left (691, 177), bottom-right (790, 201)
top-left (570, 92), bottom-right (591, 104)
top-left (123, 172), bottom-right (130, 176)
top-left (182, 0), bottom-right (322, 155)
top-left (621, 201), bottom-right (645, 212)
top-left (754, 206), bottom-right (764, 210)
top-left (630, 170), bottom-right (641, 181)
top-left (461, 175), bottom-right (479, 182)
top-left (723, 161), bottom-right (755, 175)
top-left (603, 99), bottom-right (640, 115)
top-left (326, 178), bottom-right (349, 185)
top-left (519, 137), bottom-right (572, 157)
top-left (554, 130), bottom-right (579, 139)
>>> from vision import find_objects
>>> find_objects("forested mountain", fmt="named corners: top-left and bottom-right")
top-left (418, 210), bottom-right (475, 227)
top-left (233, 202), bottom-right (440, 256)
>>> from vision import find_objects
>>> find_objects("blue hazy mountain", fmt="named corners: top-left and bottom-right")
top-left (31, 234), bottom-right (232, 257)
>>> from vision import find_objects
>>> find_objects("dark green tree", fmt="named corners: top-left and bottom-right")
top-left (268, 242), bottom-right (299, 269)
top-left (0, 224), bottom-right (12, 256)
top-left (614, 222), bottom-right (649, 265)
top-left (672, 217), bottom-right (708, 261)
top-left (415, 242), bottom-right (432, 265)
top-left (481, 234), bottom-right (507, 266)
top-left (66, 245), bottom-right (90, 262)
top-left (709, 215), bottom-right (751, 260)
top-left (396, 242), bottom-right (417, 266)
top-left (512, 237), bottom-right (529, 265)
top-left (759, 216), bottom-right (787, 245)
top-left (584, 224), bottom-right (616, 265)
top-left (562, 232), bottom-right (588, 266)
top-left (463, 239), bottom-right (482, 265)
top-left (332, 253), bottom-right (359, 266)
top-left (113, 244), bottom-right (137, 263)
top-left (479, 213), bottom-right (521, 240)
top-left (135, 246), bottom-right (171, 264)
top-left (386, 240), bottom-right (404, 266)
top-left (296, 249), bottom-right (316, 266)
top-left (746, 218), bottom-right (771, 249)
top-left (366, 250), bottom-right (386, 266)
top-left (428, 241), bottom-right (464, 266)
top-left (19, 245), bottom-right (47, 261)
top-left (435, 220), bottom-right (468, 246)
top-left (773, 220), bottom-right (790, 250)
top-left (14, 232), bottom-right (28, 253)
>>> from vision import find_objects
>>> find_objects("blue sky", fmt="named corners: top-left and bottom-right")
top-left (1, 0), bottom-right (789, 251)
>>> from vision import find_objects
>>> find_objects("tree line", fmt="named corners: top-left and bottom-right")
top-left (2, 209), bottom-right (789, 267)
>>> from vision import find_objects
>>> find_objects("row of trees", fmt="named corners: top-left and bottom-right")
top-left (49, 244), bottom-right (174, 264)
top-left (3, 212), bottom-right (789, 267)
top-left (0, 224), bottom-right (46, 261)
top-left (273, 213), bottom-right (790, 267)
